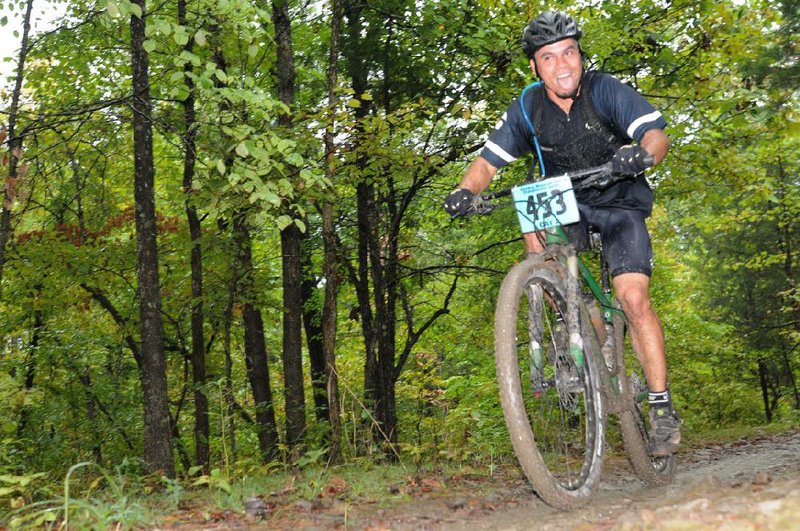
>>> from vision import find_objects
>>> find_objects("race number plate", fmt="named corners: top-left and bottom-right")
top-left (511, 175), bottom-right (579, 233)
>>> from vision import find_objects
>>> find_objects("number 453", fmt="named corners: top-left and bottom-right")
top-left (526, 190), bottom-right (567, 221)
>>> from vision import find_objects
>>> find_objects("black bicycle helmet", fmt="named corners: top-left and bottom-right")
top-left (522, 11), bottom-right (582, 58)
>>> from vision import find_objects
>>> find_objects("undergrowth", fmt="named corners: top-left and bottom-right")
top-left (1, 421), bottom-right (796, 529)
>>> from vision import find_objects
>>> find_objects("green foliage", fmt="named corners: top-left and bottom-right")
top-left (651, 0), bottom-right (799, 424)
top-left (0, 0), bottom-right (796, 504)
top-left (6, 461), bottom-right (157, 529)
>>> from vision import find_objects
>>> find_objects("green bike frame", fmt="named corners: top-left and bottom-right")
top-left (544, 225), bottom-right (621, 323)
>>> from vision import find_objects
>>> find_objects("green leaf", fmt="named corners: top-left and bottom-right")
top-left (172, 84), bottom-right (190, 101)
top-left (106, 1), bottom-right (119, 17)
top-left (179, 50), bottom-right (202, 66)
top-left (143, 39), bottom-right (156, 53)
top-left (128, 2), bottom-right (142, 18)
top-left (286, 153), bottom-right (303, 166)
top-left (174, 32), bottom-right (189, 46)
top-left (194, 30), bottom-right (207, 47)
top-left (216, 160), bottom-right (226, 175)
top-left (235, 142), bottom-right (249, 158)
top-left (347, 99), bottom-right (361, 108)
top-left (155, 18), bottom-right (171, 35)
top-left (275, 215), bottom-right (292, 231)
top-left (251, 189), bottom-right (280, 205)
top-left (34, 511), bottom-right (57, 524)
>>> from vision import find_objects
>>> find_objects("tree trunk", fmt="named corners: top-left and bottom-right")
top-left (775, 158), bottom-right (800, 410)
top-left (178, 0), bottom-right (209, 471)
top-left (233, 214), bottom-right (279, 462)
top-left (281, 224), bottom-right (306, 452)
top-left (271, 0), bottom-right (306, 454)
top-left (321, 0), bottom-right (344, 463)
top-left (17, 302), bottom-right (41, 438)
top-left (129, 0), bottom-right (174, 477)
top-left (300, 237), bottom-right (329, 422)
top-left (375, 174), bottom-right (399, 447)
top-left (357, 182), bottom-right (379, 408)
top-left (208, 38), bottom-right (280, 463)
top-left (80, 373), bottom-right (103, 464)
top-left (342, 0), bottom-right (396, 449)
top-left (0, 0), bottom-right (34, 299)
top-left (321, 202), bottom-right (342, 460)
top-left (758, 357), bottom-right (772, 423)
top-left (221, 235), bottom-right (239, 464)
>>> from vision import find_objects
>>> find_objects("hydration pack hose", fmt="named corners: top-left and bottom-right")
top-left (520, 81), bottom-right (547, 177)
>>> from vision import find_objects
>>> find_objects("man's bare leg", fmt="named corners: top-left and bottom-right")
top-left (613, 272), bottom-right (680, 456)
top-left (612, 272), bottom-right (666, 390)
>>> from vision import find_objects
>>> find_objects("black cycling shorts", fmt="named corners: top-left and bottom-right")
top-left (563, 205), bottom-right (653, 277)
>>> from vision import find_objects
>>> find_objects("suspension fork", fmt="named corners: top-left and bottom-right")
top-left (543, 227), bottom-right (587, 373)
top-left (545, 226), bottom-right (621, 375)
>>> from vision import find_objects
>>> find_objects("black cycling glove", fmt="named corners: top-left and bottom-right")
top-left (443, 188), bottom-right (475, 219)
top-left (611, 145), bottom-right (654, 176)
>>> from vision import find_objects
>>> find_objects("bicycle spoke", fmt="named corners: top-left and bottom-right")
top-left (495, 262), bottom-right (604, 508)
top-left (615, 307), bottom-right (676, 484)
top-left (519, 279), bottom-right (596, 490)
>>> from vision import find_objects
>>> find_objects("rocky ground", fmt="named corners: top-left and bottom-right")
top-left (160, 429), bottom-right (800, 530)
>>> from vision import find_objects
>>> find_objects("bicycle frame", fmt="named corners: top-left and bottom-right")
top-left (541, 224), bottom-right (640, 415)
top-left (543, 225), bottom-right (616, 318)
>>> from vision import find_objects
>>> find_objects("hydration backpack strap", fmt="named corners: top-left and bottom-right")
top-left (519, 81), bottom-right (547, 177)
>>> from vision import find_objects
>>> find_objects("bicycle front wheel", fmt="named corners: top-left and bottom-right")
top-left (494, 260), bottom-right (605, 510)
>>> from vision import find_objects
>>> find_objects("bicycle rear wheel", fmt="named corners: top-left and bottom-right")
top-left (613, 307), bottom-right (676, 485)
top-left (494, 260), bottom-right (605, 509)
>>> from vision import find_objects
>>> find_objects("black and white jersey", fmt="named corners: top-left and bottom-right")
top-left (480, 72), bottom-right (667, 170)
top-left (479, 71), bottom-right (667, 213)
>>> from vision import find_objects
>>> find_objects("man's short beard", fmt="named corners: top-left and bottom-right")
top-left (554, 88), bottom-right (579, 99)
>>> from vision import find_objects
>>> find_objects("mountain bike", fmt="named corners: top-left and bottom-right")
top-left (461, 163), bottom-right (675, 509)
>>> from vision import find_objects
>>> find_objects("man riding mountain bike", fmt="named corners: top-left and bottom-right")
top-left (444, 10), bottom-right (681, 456)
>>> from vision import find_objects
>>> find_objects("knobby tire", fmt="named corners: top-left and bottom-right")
top-left (494, 260), bottom-right (605, 510)
top-left (613, 307), bottom-right (676, 485)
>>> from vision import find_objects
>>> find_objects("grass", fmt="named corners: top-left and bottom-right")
top-left (2, 458), bottom-right (497, 528)
top-left (2, 421), bottom-right (797, 529)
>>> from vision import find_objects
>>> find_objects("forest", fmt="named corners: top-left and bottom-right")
top-left (0, 0), bottom-right (797, 522)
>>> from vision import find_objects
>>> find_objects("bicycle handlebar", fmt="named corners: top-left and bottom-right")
top-left (460, 160), bottom-right (649, 218)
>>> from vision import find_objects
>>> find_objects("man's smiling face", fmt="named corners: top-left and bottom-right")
top-left (532, 38), bottom-right (583, 101)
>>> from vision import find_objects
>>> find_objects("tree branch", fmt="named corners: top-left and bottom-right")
top-left (80, 283), bottom-right (142, 369)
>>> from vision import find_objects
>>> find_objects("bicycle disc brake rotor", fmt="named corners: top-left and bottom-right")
top-left (555, 350), bottom-right (583, 412)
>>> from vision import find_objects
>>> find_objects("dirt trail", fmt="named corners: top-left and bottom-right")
top-left (162, 430), bottom-right (800, 529)
top-left (357, 430), bottom-right (800, 530)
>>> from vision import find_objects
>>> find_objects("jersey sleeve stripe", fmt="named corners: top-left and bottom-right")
top-left (626, 111), bottom-right (663, 138)
top-left (483, 139), bottom-right (518, 164)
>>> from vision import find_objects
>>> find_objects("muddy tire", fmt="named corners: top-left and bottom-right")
top-left (494, 260), bottom-right (605, 510)
top-left (613, 309), bottom-right (676, 485)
